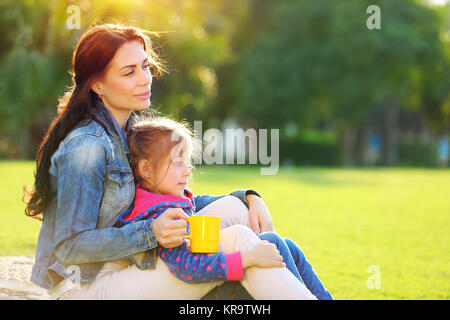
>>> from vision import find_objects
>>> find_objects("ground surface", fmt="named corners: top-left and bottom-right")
top-left (0, 256), bottom-right (49, 300)
top-left (1, 161), bottom-right (449, 299)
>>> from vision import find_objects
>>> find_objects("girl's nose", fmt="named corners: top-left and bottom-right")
top-left (183, 164), bottom-right (191, 177)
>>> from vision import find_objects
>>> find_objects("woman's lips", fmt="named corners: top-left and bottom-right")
top-left (135, 92), bottom-right (151, 99)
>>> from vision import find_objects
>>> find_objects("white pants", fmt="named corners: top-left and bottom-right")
top-left (59, 196), bottom-right (316, 300)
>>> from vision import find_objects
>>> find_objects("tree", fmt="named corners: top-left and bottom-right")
top-left (236, 0), bottom-right (448, 165)
top-left (0, 0), bottom-right (240, 158)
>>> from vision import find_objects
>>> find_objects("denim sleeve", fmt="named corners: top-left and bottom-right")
top-left (194, 189), bottom-right (261, 212)
top-left (53, 135), bottom-right (157, 265)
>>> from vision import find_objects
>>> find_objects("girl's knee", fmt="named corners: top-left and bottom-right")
top-left (258, 231), bottom-right (283, 245)
top-left (217, 195), bottom-right (246, 209)
top-left (226, 196), bottom-right (248, 214)
top-left (284, 238), bottom-right (306, 259)
top-left (221, 225), bottom-right (260, 246)
top-left (226, 224), bottom-right (255, 236)
top-left (218, 196), bottom-right (249, 226)
top-left (284, 238), bottom-right (295, 247)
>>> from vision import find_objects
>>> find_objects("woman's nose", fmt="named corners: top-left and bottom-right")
top-left (139, 68), bottom-right (152, 86)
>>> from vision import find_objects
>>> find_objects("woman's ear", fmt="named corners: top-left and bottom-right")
top-left (138, 159), bottom-right (152, 180)
top-left (91, 80), bottom-right (104, 96)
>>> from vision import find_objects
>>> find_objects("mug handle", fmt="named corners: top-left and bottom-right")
top-left (182, 218), bottom-right (190, 239)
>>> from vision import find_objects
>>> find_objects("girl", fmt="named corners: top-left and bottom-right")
top-left (24, 23), bottom-right (279, 300)
top-left (115, 116), bottom-right (330, 299)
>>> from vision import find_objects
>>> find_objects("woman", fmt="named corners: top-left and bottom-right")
top-left (24, 24), bottom-right (316, 299)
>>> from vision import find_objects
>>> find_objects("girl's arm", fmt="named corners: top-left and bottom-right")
top-left (53, 135), bottom-right (157, 265)
top-left (157, 239), bottom-right (285, 284)
top-left (158, 244), bottom-right (243, 284)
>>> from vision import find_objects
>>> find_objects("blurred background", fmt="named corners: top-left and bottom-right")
top-left (0, 0), bottom-right (449, 166)
top-left (0, 0), bottom-right (449, 299)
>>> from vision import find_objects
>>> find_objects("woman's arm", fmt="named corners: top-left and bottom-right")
top-left (246, 194), bottom-right (275, 234)
top-left (53, 135), bottom-right (157, 265)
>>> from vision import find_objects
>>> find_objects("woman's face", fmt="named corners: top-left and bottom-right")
top-left (92, 40), bottom-right (152, 126)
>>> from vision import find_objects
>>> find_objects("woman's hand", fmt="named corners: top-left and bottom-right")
top-left (241, 240), bottom-right (285, 269)
top-left (247, 194), bottom-right (275, 235)
top-left (151, 208), bottom-right (189, 248)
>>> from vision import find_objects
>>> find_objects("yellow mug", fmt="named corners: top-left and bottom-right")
top-left (183, 216), bottom-right (221, 253)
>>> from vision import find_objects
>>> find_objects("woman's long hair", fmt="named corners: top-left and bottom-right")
top-left (23, 24), bottom-right (166, 220)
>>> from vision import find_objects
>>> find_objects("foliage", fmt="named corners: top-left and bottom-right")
top-left (398, 139), bottom-right (438, 166)
top-left (0, 0), bottom-right (448, 164)
top-left (237, 0), bottom-right (448, 130)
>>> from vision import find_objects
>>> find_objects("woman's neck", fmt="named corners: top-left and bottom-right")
top-left (101, 99), bottom-right (131, 131)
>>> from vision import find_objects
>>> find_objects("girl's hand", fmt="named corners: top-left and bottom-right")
top-left (247, 194), bottom-right (275, 235)
top-left (241, 240), bottom-right (285, 269)
top-left (152, 208), bottom-right (189, 248)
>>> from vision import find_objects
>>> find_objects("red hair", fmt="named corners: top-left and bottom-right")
top-left (24, 24), bottom-right (166, 219)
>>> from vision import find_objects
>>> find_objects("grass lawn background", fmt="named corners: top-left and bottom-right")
top-left (1, 160), bottom-right (449, 299)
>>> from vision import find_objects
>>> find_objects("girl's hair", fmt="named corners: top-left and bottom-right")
top-left (127, 116), bottom-right (195, 191)
top-left (24, 23), bottom-right (166, 220)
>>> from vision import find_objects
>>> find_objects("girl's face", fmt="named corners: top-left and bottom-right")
top-left (142, 145), bottom-right (192, 197)
top-left (92, 40), bottom-right (152, 127)
top-left (155, 157), bottom-right (192, 197)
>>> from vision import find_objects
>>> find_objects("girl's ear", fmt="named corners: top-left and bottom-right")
top-left (138, 159), bottom-right (152, 180)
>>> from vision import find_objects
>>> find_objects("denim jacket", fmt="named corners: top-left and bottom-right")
top-left (30, 100), bottom-right (260, 290)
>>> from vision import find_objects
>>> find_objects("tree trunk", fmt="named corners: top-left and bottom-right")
top-left (338, 126), bottom-right (356, 166)
top-left (355, 123), bottom-right (369, 166)
top-left (381, 98), bottom-right (399, 166)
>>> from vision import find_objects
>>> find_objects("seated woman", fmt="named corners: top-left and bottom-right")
top-left (25, 23), bottom-right (330, 300)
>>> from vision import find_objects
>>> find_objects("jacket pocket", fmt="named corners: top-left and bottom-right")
top-left (98, 165), bottom-right (135, 228)
top-left (106, 166), bottom-right (132, 188)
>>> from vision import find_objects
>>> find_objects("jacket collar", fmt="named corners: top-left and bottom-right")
top-left (92, 99), bottom-right (131, 155)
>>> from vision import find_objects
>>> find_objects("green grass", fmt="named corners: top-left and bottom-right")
top-left (0, 161), bottom-right (41, 257)
top-left (1, 160), bottom-right (449, 299)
